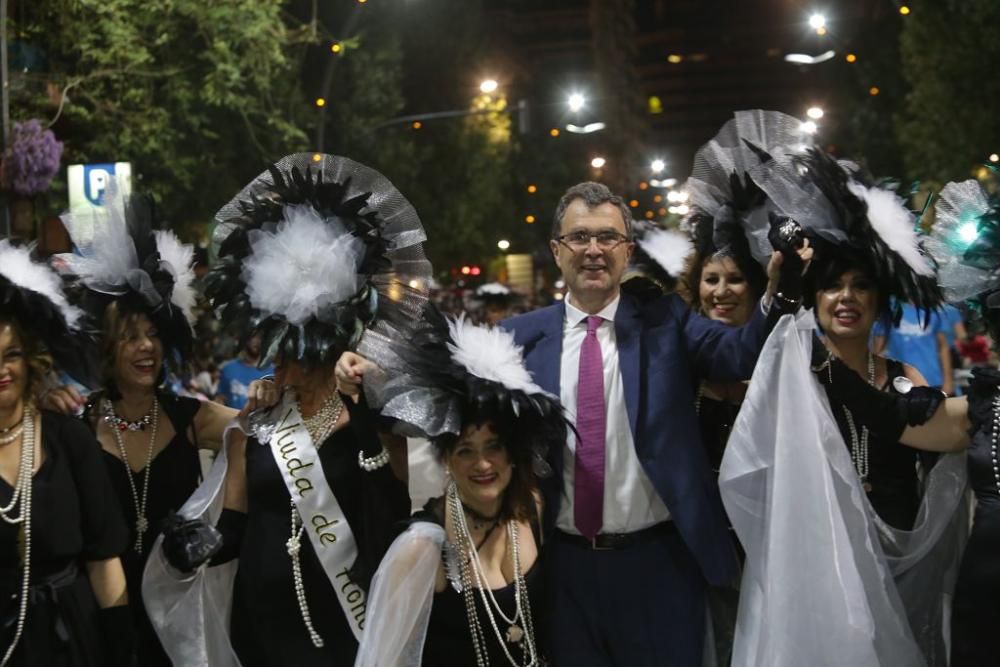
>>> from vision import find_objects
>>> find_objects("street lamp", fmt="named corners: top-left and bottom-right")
top-left (806, 106), bottom-right (824, 119)
top-left (808, 13), bottom-right (826, 30)
top-left (651, 159), bottom-right (666, 173)
top-left (497, 239), bottom-right (511, 251)
top-left (568, 93), bottom-right (585, 113)
top-left (590, 156), bottom-right (606, 169)
top-left (479, 79), bottom-right (499, 94)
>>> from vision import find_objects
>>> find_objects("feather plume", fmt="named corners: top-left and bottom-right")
top-left (636, 226), bottom-right (693, 277)
top-left (847, 181), bottom-right (934, 277)
top-left (154, 230), bottom-right (196, 324)
top-left (447, 315), bottom-right (545, 395)
top-left (58, 181), bottom-right (139, 296)
top-left (241, 204), bottom-right (364, 326)
top-left (0, 240), bottom-right (83, 329)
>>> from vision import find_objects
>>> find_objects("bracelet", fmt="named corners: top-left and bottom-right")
top-left (358, 447), bottom-right (390, 472)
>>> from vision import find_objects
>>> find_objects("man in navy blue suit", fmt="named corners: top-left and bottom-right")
top-left (501, 182), bottom-right (806, 666)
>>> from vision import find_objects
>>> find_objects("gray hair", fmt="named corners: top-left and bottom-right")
top-left (551, 181), bottom-right (633, 239)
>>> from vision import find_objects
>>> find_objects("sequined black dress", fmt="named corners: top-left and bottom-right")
top-left (951, 368), bottom-right (1000, 666)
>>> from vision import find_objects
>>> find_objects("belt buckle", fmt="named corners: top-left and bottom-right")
top-left (589, 535), bottom-right (614, 550)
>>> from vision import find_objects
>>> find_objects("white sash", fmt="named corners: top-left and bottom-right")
top-left (266, 392), bottom-right (367, 640)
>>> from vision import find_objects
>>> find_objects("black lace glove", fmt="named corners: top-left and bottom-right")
top-left (767, 212), bottom-right (805, 307)
top-left (811, 335), bottom-right (945, 442)
top-left (160, 511), bottom-right (223, 573)
top-left (99, 605), bottom-right (136, 667)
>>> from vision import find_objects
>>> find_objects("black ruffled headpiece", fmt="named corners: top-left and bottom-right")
top-left (929, 178), bottom-right (1000, 336)
top-left (204, 153), bottom-right (431, 369)
top-left (361, 303), bottom-right (565, 478)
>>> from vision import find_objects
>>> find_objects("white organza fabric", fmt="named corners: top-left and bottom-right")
top-left (720, 311), bottom-right (968, 667)
top-left (355, 522), bottom-right (446, 667)
top-left (142, 426), bottom-right (241, 667)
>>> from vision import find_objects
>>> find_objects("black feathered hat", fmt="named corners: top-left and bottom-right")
top-left (57, 180), bottom-right (196, 380)
top-left (0, 240), bottom-right (99, 386)
top-left (361, 303), bottom-right (565, 478)
top-left (204, 153), bottom-right (432, 369)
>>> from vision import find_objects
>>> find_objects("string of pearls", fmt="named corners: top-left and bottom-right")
top-left (990, 395), bottom-right (1000, 496)
top-left (448, 481), bottom-right (538, 667)
top-left (0, 423), bottom-right (23, 445)
top-left (286, 499), bottom-right (324, 648)
top-left (107, 398), bottom-right (159, 553)
top-left (0, 405), bottom-right (34, 667)
top-left (842, 352), bottom-right (875, 491)
top-left (298, 389), bottom-right (344, 448)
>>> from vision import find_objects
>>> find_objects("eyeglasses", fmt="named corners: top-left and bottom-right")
top-left (555, 231), bottom-right (631, 251)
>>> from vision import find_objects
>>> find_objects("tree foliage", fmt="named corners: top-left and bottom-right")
top-left (896, 0), bottom-right (1000, 184)
top-left (14, 0), bottom-right (314, 237)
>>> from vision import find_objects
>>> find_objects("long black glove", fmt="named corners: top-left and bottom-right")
top-left (767, 212), bottom-right (806, 309)
top-left (99, 605), bottom-right (136, 667)
top-left (811, 335), bottom-right (945, 443)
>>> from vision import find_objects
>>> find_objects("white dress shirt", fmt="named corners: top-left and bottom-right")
top-left (556, 295), bottom-right (671, 534)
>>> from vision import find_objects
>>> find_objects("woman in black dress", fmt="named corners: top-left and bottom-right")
top-left (53, 184), bottom-right (276, 667)
top-left (147, 153), bottom-right (430, 665)
top-left (354, 307), bottom-right (565, 667)
top-left (0, 241), bottom-right (131, 666)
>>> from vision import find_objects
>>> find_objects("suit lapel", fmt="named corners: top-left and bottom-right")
top-left (529, 302), bottom-right (565, 397)
top-left (615, 293), bottom-right (640, 440)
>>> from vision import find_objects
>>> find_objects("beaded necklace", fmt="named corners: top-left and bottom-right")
top-left (841, 352), bottom-right (875, 493)
top-left (0, 406), bottom-right (34, 666)
top-left (283, 387), bottom-right (345, 648)
top-left (105, 398), bottom-right (159, 553)
top-left (447, 481), bottom-right (538, 667)
top-left (990, 395), bottom-right (1000, 496)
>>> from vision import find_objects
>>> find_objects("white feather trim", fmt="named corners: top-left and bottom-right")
top-left (0, 240), bottom-right (83, 330)
top-left (847, 181), bottom-right (934, 277)
top-left (447, 315), bottom-right (546, 395)
top-left (637, 227), bottom-right (694, 277)
top-left (154, 230), bottom-right (196, 324)
top-left (57, 180), bottom-right (138, 295)
top-left (241, 204), bottom-right (365, 326)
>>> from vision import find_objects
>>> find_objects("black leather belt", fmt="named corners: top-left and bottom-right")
top-left (558, 522), bottom-right (676, 550)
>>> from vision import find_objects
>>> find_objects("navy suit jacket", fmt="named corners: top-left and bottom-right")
top-left (501, 291), bottom-right (770, 586)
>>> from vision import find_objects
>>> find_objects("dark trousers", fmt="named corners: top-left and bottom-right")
top-left (547, 526), bottom-right (707, 666)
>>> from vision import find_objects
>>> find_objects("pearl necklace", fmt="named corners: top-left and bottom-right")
top-left (280, 391), bottom-right (342, 650)
top-left (297, 390), bottom-right (344, 448)
top-left (990, 395), bottom-right (1000, 496)
top-left (0, 406), bottom-right (34, 667)
top-left (842, 352), bottom-right (875, 493)
top-left (106, 398), bottom-right (159, 553)
top-left (0, 423), bottom-right (23, 445)
top-left (447, 481), bottom-right (538, 667)
top-left (286, 499), bottom-right (324, 648)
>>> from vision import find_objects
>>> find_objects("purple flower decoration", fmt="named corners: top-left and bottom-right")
top-left (2, 119), bottom-right (64, 196)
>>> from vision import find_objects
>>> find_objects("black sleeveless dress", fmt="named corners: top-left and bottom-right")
top-left (87, 392), bottom-right (203, 667)
top-left (827, 359), bottom-right (928, 530)
top-left (0, 411), bottom-right (128, 666)
top-left (413, 501), bottom-right (547, 667)
top-left (950, 368), bottom-right (1000, 666)
top-left (230, 424), bottom-right (410, 666)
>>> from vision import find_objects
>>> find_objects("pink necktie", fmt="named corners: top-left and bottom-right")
top-left (574, 315), bottom-right (606, 539)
